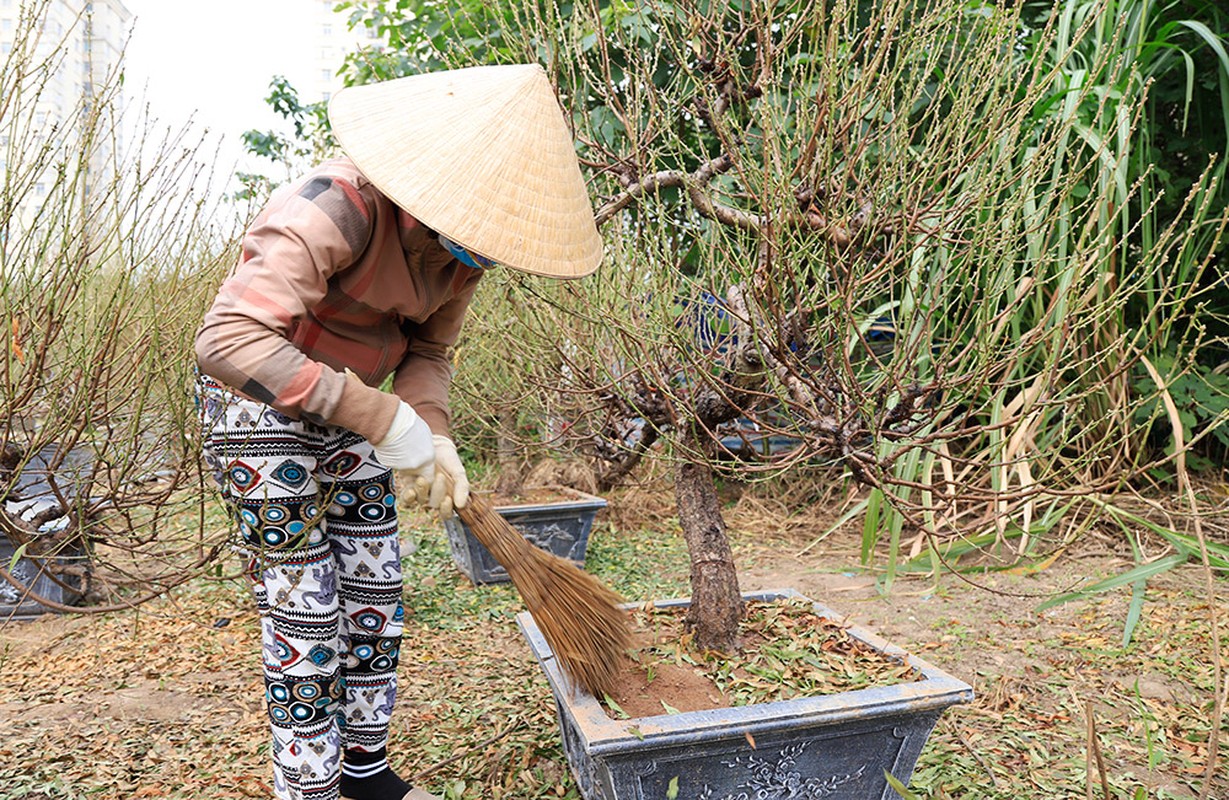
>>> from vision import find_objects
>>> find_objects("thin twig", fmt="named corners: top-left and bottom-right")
top-left (1085, 699), bottom-right (1111, 800)
top-left (409, 718), bottom-right (526, 783)
top-left (946, 717), bottom-right (1000, 790)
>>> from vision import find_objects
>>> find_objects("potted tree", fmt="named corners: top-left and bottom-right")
top-left (466, 4), bottom-right (991, 796)
top-left (0, 8), bottom-right (234, 619)
top-left (335, 0), bottom-right (1224, 796)
top-left (443, 485), bottom-right (608, 585)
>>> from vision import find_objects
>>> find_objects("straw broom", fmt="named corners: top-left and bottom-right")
top-left (457, 494), bottom-right (630, 697)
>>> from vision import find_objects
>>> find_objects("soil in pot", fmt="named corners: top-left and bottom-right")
top-left (603, 596), bottom-right (924, 720)
top-left (485, 486), bottom-right (585, 506)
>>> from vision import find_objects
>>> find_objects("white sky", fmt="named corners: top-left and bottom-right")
top-left (120, 0), bottom-right (321, 196)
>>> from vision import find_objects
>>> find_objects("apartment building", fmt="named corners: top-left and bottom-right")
top-left (0, 0), bottom-right (132, 234)
top-left (307, 0), bottom-right (379, 105)
top-left (0, 0), bottom-right (130, 118)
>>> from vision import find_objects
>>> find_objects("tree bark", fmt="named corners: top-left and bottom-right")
top-left (494, 409), bottom-right (524, 496)
top-left (673, 457), bottom-right (743, 653)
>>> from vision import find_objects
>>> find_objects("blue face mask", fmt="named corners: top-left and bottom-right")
top-left (439, 235), bottom-right (497, 270)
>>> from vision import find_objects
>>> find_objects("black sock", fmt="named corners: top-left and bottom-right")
top-left (340, 747), bottom-right (411, 800)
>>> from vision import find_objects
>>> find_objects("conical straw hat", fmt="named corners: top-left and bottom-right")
top-left (328, 64), bottom-right (603, 279)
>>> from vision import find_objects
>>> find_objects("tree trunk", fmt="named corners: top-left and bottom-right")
top-left (673, 457), bottom-right (743, 653)
top-left (494, 409), bottom-right (524, 496)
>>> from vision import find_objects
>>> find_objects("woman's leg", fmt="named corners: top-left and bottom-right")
top-left (199, 378), bottom-right (345, 800)
top-left (315, 433), bottom-right (410, 798)
top-left (256, 549), bottom-right (345, 800)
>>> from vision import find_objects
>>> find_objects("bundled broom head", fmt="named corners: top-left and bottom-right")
top-left (457, 494), bottom-right (631, 698)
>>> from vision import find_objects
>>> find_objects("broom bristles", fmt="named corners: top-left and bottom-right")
top-left (458, 494), bottom-right (631, 697)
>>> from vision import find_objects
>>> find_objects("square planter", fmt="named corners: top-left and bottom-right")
top-left (443, 487), bottom-right (607, 585)
top-left (517, 589), bottom-right (973, 800)
top-left (0, 538), bottom-right (86, 619)
top-left (1, 442), bottom-right (93, 619)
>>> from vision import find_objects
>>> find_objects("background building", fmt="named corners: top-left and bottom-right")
top-left (1, 0), bottom-right (375, 227)
top-left (307, 0), bottom-right (377, 105)
top-left (0, 0), bottom-right (132, 235)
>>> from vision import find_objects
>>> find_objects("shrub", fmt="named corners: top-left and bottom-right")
top-left (0, 1), bottom-right (238, 611)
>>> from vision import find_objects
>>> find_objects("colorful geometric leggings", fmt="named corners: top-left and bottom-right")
top-left (198, 376), bottom-right (404, 800)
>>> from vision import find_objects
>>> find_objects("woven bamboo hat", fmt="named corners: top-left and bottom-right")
top-left (328, 64), bottom-right (603, 279)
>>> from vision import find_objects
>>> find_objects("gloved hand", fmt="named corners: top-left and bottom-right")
top-left (371, 401), bottom-right (435, 505)
top-left (429, 435), bottom-right (469, 518)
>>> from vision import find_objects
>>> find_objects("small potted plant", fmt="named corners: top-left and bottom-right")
top-left (443, 485), bottom-right (608, 585)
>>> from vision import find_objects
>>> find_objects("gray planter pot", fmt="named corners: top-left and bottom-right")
top-left (0, 539), bottom-right (86, 620)
top-left (443, 488), bottom-right (607, 585)
top-left (517, 589), bottom-right (973, 800)
top-left (2, 442), bottom-right (93, 619)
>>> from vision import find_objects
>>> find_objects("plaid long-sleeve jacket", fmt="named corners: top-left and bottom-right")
top-left (195, 157), bottom-right (483, 443)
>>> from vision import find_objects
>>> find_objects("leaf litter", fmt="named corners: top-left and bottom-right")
top-left (604, 597), bottom-right (922, 719)
top-left (0, 491), bottom-right (1224, 799)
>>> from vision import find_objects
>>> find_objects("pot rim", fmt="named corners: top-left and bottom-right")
top-left (517, 588), bottom-right (974, 754)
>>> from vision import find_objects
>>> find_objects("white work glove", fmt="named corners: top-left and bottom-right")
top-left (429, 435), bottom-right (469, 518)
top-left (371, 402), bottom-right (435, 505)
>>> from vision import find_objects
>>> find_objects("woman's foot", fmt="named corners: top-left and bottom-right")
top-left (339, 747), bottom-right (415, 800)
top-left (340, 789), bottom-right (439, 800)
top-left (402, 790), bottom-right (442, 800)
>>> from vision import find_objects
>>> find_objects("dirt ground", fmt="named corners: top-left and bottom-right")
top-left (727, 513), bottom-right (1228, 799)
top-left (0, 486), bottom-right (1225, 799)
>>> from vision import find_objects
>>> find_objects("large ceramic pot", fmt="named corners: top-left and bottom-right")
top-left (443, 487), bottom-right (607, 585)
top-left (518, 589), bottom-right (973, 800)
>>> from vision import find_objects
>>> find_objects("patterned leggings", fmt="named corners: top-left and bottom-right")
top-left (198, 377), bottom-right (404, 800)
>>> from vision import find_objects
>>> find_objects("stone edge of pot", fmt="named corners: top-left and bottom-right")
top-left (516, 588), bottom-right (975, 757)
